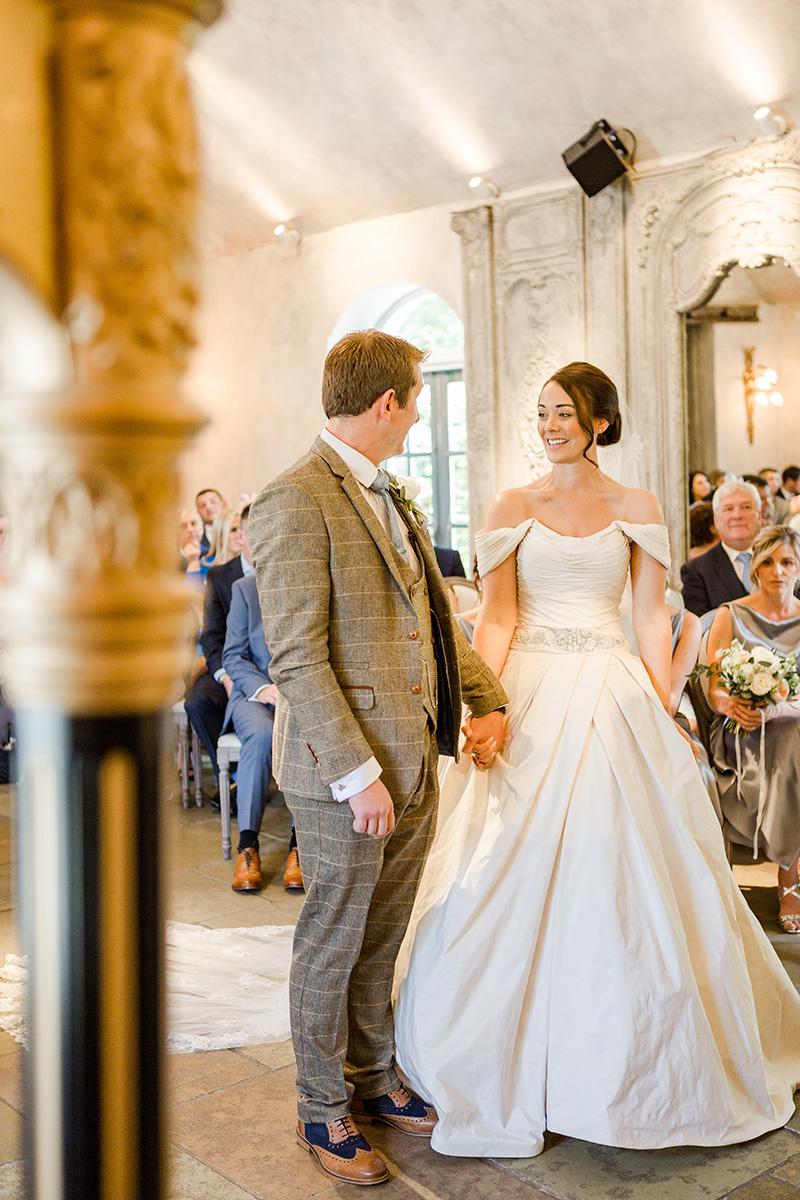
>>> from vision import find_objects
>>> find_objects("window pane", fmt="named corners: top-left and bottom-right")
top-left (396, 296), bottom-right (464, 353)
top-left (408, 455), bottom-right (434, 522)
top-left (450, 455), bottom-right (469, 524)
top-left (385, 453), bottom-right (409, 479)
top-left (447, 380), bottom-right (467, 452)
top-left (407, 384), bottom-right (431, 453)
top-left (451, 526), bottom-right (471, 570)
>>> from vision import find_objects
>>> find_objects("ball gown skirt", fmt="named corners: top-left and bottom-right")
top-left (393, 519), bottom-right (800, 1157)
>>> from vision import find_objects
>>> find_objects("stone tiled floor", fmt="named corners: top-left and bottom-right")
top-left (0, 781), bottom-right (799, 1198)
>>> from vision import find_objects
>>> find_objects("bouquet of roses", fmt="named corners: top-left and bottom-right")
top-left (696, 638), bottom-right (800, 736)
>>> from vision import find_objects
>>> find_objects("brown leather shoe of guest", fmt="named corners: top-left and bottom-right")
top-left (350, 1086), bottom-right (438, 1137)
top-left (231, 847), bottom-right (262, 892)
top-left (296, 1117), bottom-right (389, 1185)
top-left (283, 846), bottom-right (304, 890)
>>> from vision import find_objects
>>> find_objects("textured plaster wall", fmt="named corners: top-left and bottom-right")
top-left (714, 305), bottom-right (800, 476)
top-left (183, 203), bottom-right (462, 507)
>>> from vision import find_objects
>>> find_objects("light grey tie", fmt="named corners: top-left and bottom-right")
top-left (369, 470), bottom-right (408, 563)
top-left (737, 551), bottom-right (754, 593)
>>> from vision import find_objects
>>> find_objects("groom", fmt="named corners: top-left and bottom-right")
top-left (249, 330), bottom-right (507, 1186)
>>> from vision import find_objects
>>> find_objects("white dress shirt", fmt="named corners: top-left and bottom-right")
top-left (720, 539), bottom-right (751, 585)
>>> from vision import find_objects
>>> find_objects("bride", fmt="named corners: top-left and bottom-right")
top-left (393, 361), bottom-right (800, 1157)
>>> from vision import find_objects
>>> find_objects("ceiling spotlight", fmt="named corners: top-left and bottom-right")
top-left (468, 176), bottom-right (500, 200)
top-left (274, 223), bottom-right (301, 244)
top-left (754, 106), bottom-right (787, 137)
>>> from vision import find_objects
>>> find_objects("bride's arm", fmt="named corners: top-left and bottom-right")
top-left (472, 555), bottom-right (518, 679)
top-left (630, 543), bottom-right (672, 710)
top-left (471, 491), bottom-right (524, 679)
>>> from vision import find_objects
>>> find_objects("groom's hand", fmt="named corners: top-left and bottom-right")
top-left (469, 710), bottom-right (505, 752)
top-left (348, 779), bottom-right (395, 838)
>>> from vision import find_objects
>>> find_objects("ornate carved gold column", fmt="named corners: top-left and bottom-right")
top-left (0, 2), bottom-right (222, 1198)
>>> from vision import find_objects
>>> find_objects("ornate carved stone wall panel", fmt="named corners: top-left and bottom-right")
top-left (626, 132), bottom-right (800, 571)
top-left (583, 185), bottom-right (627, 389)
top-left (452, 206), bottom-right (498, 539)
top-left (492, 191), bottom-right (586, 495)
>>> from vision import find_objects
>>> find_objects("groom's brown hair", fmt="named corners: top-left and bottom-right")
top-left (323, 330), bottom-right (428, 418)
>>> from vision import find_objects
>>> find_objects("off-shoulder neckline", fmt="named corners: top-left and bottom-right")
top-left (478, 517), bottom-right (668, 541)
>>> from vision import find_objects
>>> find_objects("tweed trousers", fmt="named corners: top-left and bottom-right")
top-left (286, 726), bottom-right (438, 1123)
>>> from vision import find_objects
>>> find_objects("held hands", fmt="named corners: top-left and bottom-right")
top-left (348, 778), bottom-right (395, 838)
top-left (463, 709), bottom-right (506, 771)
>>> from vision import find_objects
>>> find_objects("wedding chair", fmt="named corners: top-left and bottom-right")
top-left (216, 732), bottom-right (241, 859)
top-left (172, 700), bottom-right (203, 809)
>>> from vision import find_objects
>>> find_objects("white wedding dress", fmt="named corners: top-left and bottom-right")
top-left (393, 518), bottom-right (800, 1157)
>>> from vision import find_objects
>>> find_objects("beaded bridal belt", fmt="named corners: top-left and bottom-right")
top-left (511, 624), bottom-right (628, 653)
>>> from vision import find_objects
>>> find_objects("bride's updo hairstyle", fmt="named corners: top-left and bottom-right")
top-left (543, 362), bottom-right (622, 463)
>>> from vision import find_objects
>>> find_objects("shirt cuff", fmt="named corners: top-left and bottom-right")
top-left (248, 685), bottom-right (270, 703)
top-left (214, 668), bottom-right (228, 684)
top-left (330, 756), bottom-right (382, 801)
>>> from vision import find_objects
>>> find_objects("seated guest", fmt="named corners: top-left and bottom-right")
top-left (688, 501), bottom-right (718, 558)
top-left (199, 507), bottom-right (244, 580)
top-left (178, 509), bottom-right (204, 581)
top-left (778, 465), bottom-right (800, 505)
top-left (222, 573), bottom-right (302, 892)
top-left (689, 471), bottom-right (712, 505)
top-left (434, 544), bottom-right (465, 577)
top-left (680, 480), bottom-right (762, 618)
top-left (743, 474), bottom-right (773, 526)
top-left (195, 487), bottom-right (227, 556)
top-left (760, 466), bottom-right (790, 522)
top-left (185, 506), bottom-right (251, 794)
top-left (707, 526), bottom-right (800, 932)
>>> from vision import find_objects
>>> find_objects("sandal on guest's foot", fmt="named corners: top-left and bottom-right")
top-left (778, 881), bottom-right (800, 934)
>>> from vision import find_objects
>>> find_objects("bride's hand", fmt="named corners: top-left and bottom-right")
top-left (674, 720), bottom-right (700, 759)
top-left (461, 715), bottom-right (497, 770)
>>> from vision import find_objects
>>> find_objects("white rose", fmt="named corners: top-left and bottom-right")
top-left (752, 648), bottom-right (780, 668)
top-left (750, 671), bottom-right (774, 696)
top-left (394, 475), bottom-right (421, 500)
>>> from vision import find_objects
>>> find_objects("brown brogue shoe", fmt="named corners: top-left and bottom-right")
top-left (351, 1086), bottom-right (438, 1137)
top-left (232, 847), bottom-right (262, 892)
top-left (283, 846), bottom-right (304, 890)
top-left (296, 1117), bottom-right (389, 1185)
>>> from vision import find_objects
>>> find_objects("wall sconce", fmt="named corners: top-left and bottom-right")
top-left (754, 106), bottom-right (788, 137)
top-left (274, 223), bottom-right (301, 245)
top-left (468, 176), bottom-right (500, 199)
top-left (743, 347), bottom-right (783, 444)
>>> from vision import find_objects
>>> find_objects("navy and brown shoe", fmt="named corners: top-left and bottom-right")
top-left (296, 1116), bottom-right (389, 1185)
top-left (350, 1086), bottom-right (438, 1137)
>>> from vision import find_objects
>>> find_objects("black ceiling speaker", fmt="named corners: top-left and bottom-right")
top-left (562, 120), bottom-right (632, 197)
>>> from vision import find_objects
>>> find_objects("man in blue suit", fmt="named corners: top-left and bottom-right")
top-left (221, 572), bottom-right (302, 892)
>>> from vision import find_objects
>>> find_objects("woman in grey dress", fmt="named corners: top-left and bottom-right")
top-left (707, 525), bottom-right (800, 932)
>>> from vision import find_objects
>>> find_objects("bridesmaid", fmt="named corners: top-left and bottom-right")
top-left (707, 525), bottom-right (800, 931)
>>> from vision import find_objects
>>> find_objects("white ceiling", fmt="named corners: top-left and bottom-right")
top-left (191, 0), bottom-right (800, 257)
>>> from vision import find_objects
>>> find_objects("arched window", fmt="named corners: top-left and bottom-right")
top-left (330, 284), bottom-right (468, 565)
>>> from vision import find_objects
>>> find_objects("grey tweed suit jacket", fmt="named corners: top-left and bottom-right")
top-left (249, 437), bottom-right (507, 803)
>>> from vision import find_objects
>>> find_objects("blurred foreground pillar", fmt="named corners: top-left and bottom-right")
top-left (0, 1), bottom-right (221, 1197)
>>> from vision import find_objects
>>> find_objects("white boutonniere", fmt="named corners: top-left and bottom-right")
top-left (387, 473), bottom-right (427, 525)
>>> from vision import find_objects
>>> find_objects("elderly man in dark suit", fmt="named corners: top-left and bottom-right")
top-left (680, 480), bottom-right (762, 619)
top-left (250, 330), bottom-right (507, 1186)
top-left (184, 504), bottom-right (249, 791)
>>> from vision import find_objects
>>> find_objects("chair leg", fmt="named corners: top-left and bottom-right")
top-left (191, 728), bottom-right (203, 807)
top-left (219, 758), bottom-right (232, 860)
top-left (177, 721), bottom-right (190, 809)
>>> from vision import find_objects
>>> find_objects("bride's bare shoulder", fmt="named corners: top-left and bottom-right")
top-left (483, 485), bottom-right (538, 533)
top-left (616, 486), bottom-right (664, 525)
